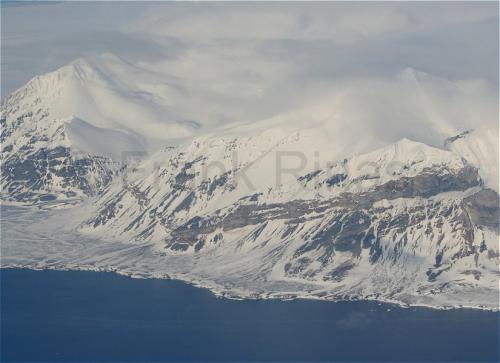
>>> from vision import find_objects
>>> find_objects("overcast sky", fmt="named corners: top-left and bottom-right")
top-left (1, 2), bottom-right (498, 152)
top-left (2, 2), bottom-right (498, 95)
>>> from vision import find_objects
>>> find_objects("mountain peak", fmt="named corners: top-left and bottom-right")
top-left (394, 137), bottom-right (418, 147)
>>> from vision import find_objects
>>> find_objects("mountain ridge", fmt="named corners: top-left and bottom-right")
top-left (1, 58), bottom-right (498, 310)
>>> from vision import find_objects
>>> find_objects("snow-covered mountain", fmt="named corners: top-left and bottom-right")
top-left (72, 129), bottom-right (497, 307)
top-left (0, 56), bottom-right (178, 203)
top-left (0, 86), bottom-right (120, 203)
top-left (0, 109), bottom-right (118, 204)
top-left (1, 58), bottom-right (498, 309)
top-left (445, 128), bottom-right (499, 192)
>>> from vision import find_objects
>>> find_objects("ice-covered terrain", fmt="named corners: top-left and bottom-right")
top-left (1, 2), bottom-right (498, 310)
top-left (1, 62), bottom-right (498, 309)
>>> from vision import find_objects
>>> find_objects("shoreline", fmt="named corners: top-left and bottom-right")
top-left (2, 264), bottom-right (498, 313)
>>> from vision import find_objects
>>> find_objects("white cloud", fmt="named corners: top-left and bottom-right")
top-left (1, 1), bottom-right (498, 152)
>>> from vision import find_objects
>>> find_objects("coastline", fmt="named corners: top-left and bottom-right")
top-left (2, 191), bottom-right (499, 315)
top-left (2, 265), bottom-right (498, 312)
top-left (4, 265), bottom-right (498, 363)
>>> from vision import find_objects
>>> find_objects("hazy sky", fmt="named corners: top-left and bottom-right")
top-left (2, 2), bottom-right (498, 96)
top-left (1, 1), bottom-right (498, 152)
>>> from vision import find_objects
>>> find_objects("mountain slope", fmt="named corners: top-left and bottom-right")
top-left (75, 133), bottom-right (498, 307)
top-left (445, 128), bottom-right (499, 192)
top-left (0, 58), bottom-right (156, 204)
top-left (1, 57), bottom-right (498, 309)
top-left (0, 109), bottom-right (118, 203)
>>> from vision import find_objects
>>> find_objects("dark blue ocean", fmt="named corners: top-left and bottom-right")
top-left (1, 268), bottom-right (498, 362)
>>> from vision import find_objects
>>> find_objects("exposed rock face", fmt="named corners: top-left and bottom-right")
top-left (74, 134), bottom-right (498, 305)
top-left (159, 169), bottom-right (493, 284)
top-left (463, 189), bottom-right (500, 229)
top-left (1, 93), bottom-right (118, 204)
top-left (1, 145), bottom-right (115, 203)
top-left (444, 128), bottom-right (499, 194)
